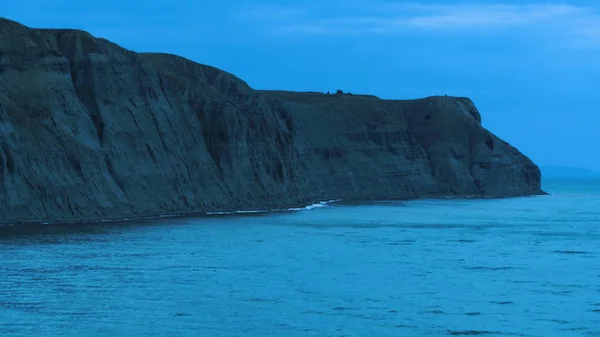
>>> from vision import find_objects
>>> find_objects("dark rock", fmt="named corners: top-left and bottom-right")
top-left (0, 18), bottom-right (544, 224)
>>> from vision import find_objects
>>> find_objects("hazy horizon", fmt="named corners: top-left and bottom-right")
top-left (541, 165), bottom-right (600, 178)
top-left (4, 0), bottom-right (598, 170)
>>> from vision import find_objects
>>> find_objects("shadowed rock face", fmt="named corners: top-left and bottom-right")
top-left (0, 18), bottom-right (543, 224)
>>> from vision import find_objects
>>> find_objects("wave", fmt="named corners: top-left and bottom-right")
top-left (287, 199), bottom-right (339, 211)
top-left (206, 199), bottom-right (339, 215)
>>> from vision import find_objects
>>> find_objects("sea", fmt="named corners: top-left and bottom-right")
top-left (0, 178), bottom-right (599, 337)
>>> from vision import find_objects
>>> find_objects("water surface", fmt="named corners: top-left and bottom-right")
top-left (1, 179), bottom-right (599, 336)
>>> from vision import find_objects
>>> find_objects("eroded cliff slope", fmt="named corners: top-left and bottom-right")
top-left (0, 18), bottom-right (543, 223)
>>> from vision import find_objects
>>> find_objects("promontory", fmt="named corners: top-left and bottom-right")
top-left (0, 18), bottom-right (543, 224)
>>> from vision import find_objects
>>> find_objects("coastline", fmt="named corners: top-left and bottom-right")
top-left (0, 18), bottom-right (545, 229)
top-left (0, 191), bottom-right (547, 228)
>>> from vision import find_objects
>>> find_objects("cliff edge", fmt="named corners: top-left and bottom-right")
top-left (0, 18), bottom-right (543, 224)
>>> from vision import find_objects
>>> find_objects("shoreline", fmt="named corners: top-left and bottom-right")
top-left (0, 199), bottom-right (342, 228)
top-left (0, 191), bottom-right (547, 228)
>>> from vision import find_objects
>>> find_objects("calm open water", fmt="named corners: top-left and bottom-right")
top-left (1, 178), bottom-right (599, 337)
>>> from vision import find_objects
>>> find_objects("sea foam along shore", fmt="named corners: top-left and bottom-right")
top-left (0, 200), bottom-right (342, 227)
top-left (205, 200), bottom-right (339, 215)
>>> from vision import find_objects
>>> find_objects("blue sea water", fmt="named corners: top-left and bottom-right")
top-left (0, 178), bottom-right (599, 337)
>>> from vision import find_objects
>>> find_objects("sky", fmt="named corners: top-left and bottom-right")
top-left (4, 0), bottom-right (600, 170)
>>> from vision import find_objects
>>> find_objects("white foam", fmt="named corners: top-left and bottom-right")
top-left (287, 199), bottom-right (339, 211)
top-left (206, 199), bottom-right (339, 215)
top-left (206, 209), bottom-right (271, 215)
top-left (6, 200), bottom-right (341, 226)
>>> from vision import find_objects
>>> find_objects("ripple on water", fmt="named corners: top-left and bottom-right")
top-left (446, 331), bottom-right (502, 336)
top-left (490, 301), bottom-right (515, 305)
top-left (0, 186), bottom-right (599, 336)
top-left (553, 250), bottom-right (594, 255)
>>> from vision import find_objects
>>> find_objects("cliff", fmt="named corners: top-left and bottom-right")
top-left (0, 18), bottom-right (543, 224)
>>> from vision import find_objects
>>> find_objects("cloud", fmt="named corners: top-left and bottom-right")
top-left (387, 3), bottom-right (584, 28)
top-left (236, 2), bottom-right (600, 47)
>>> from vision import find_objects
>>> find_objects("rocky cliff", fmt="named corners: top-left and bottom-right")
top-left (0, 18), bottom-right (543, 224)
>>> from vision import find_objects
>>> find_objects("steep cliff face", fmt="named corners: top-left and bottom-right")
top-left (0, 18), bottom-right (543, 224)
